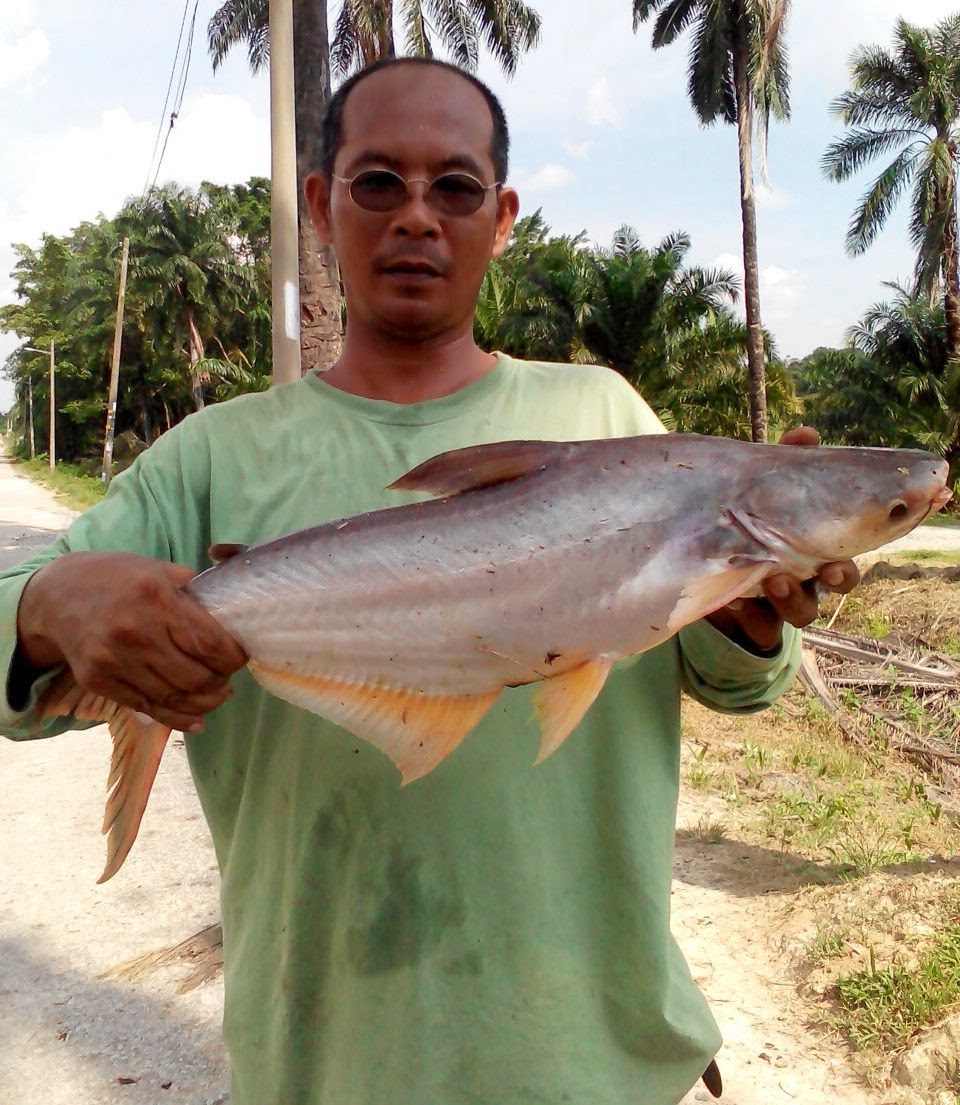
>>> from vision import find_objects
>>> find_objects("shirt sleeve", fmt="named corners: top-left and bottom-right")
top-left (0, 417), bottom-right (212, 740)
top-left (677, 618), bottom-right (802, 713)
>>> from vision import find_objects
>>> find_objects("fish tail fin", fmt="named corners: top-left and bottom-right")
top-left (40, 674), bottom-right (171, 883)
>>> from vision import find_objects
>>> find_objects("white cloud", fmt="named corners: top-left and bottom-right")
top-left (0, 1), bottom-right (38, 31)
top-left (755, 183), bottom-right (793, 210)
top-left (562, 139), bottom-right (593, 159)
top-left (586, 78), bottom-right (621, 127)
top-left (0, 27), bottom-right (49, 89)
top-left (711, 253), bottom-right (806, 321)
top-left (519, 163), bottom-right (574, 192)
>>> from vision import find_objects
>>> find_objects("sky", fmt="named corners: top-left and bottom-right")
top-left (0, 0), bottom-right (956, 413)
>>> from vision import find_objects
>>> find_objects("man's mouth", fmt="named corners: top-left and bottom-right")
top-left (380, 259), bottom-right (443, 278)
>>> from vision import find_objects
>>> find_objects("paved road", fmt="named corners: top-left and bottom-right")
top-left (0, 449), bottom-right (76, 569)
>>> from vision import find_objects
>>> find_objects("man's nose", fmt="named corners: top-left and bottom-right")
top-left (390, 182), bottom-right (441, 237)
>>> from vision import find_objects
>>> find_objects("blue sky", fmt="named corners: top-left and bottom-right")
top-left (0, 0), bottom-right (956, 412)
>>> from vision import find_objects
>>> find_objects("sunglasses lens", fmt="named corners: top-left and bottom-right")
top-left (349, 170), bottom-right (408, 212)
top-left (428, 173), bottom-right (487, 216)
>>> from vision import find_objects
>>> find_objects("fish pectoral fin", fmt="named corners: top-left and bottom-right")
top-left (388, 440), bottom-right (572, 496)
top-left (532, 656), bottom-right (613, 765)
top-left (667, 560), bottom-right (772, 632)
top-left (248, 661), bottom-right (500, 783)
top-left (39, 675), bottom-right (171, 884)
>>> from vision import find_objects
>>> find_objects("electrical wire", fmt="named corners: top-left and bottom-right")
top-left (142, 0), bottom-right (201, 197)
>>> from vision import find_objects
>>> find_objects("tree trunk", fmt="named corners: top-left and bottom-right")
top-left (942, 154), bottom-right (960, 363)
top-left (187, 310), bottom-right (206, 411)
top-left (294, 0), bottom-right (343, 374)
top-left (732, 16), bottom-right (767, 443)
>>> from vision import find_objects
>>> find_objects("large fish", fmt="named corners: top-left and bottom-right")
top-left (41, 434), bottom-right (952, 881)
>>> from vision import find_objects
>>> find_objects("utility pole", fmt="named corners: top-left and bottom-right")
top-left (24, 343), bottom-right (55, 468)
top-left (26, 376), bottom-right (34, 460)
top-left (269, 0), bottom-right (302, 384)
top-left (101, 236), bottom-right (130, 485)
top-left (48, 340), bottom-right (55, 471)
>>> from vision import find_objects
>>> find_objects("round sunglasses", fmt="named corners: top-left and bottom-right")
top-left (333, 169), bottom-right (501, 217)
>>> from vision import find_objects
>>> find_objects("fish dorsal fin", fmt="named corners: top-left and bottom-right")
top-left (248, 661), bottom-right (501, 783)
top-left (40, 675), bottom-right (172, 883)
top-left (388, 440), bottom-right (572, 497)
top-left (208, 542), bottom-right (249, 565)
top-left (666, 560), bottom-right (772, 633)
top-left (532, 656), bottom-right (614, 765)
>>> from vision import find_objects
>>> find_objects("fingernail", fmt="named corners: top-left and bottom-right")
top-left (188, 721), bottom-right (204, 734)
top-left (727, 599), bottom-right (744, 611)
top-left (822, 565), bottom-right (844, 587)
top-left (768, 577), bottom-right (790, 599)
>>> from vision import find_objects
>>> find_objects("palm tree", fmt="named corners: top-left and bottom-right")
top-left (120, 186), bottom-right (254, 412)
top-left (822, 15), bottom-right (960, 372)
top-left (208, 0), bottom-right (541, 373)
top-left (632, 0), bottom-right (792, 443)
top-left (329, 0), bottom-right (540, 78)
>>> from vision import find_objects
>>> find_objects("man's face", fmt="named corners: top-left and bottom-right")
top-left (305, 66), bottom-right (518, 343)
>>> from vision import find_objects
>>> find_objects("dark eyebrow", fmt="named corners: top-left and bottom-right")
top-left (343, 149), bottom-right (491, 181)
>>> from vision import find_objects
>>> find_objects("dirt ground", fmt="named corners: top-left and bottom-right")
top-left (2, 451), bottom-right (958, 1105)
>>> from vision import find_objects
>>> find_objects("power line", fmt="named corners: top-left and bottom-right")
top-left (142, 0), bottom-right (201, 197)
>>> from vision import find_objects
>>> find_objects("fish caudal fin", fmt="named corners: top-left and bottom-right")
top-left (532, 657), bottom-right (613, 764)
top-left (667, 561), bottom-right (771, 633)
top-left (249, 661), bottom-right (500, 783)
top-left (40, 673), bottom-right (172, 883)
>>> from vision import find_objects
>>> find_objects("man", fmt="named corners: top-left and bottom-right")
top-left (1, 59), bottom-right (857, 1104)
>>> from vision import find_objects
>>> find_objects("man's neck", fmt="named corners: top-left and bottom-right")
top-left (318, 328), bottom-right (498, 404)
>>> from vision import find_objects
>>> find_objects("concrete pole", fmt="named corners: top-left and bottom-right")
top-left (101, 236), bottom-right (131, 485)
top-left (269, 0), bottom-right (302, 384)
top-left (26, 377), bottom-right (34, 460)
top-left (48, 341), bottom-right (55, 471)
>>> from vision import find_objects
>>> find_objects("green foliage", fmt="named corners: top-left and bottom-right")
top-left (11, 454), bottom-right (107, 511)
top-left (475, 214), bottom-right (799, 436)
top-left (1, 179), bottom-right (272, 467)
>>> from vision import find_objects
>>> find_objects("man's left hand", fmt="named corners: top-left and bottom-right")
top-left (705, 427), bottom-right (861, 654)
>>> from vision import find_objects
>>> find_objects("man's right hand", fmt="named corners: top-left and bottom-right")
top-left (16, 552), bottom-right (248, 732)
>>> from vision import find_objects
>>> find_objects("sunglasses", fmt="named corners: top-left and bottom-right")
top-left (332, 169), bottom-right (501, 217)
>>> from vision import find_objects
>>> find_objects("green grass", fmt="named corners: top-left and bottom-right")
top-left (14, 456), bottom-right (107, 511)
top-left (833, 929), bottom-right (960, 1051)
top-left (921, 512), bottom-right (960, 529)
top-left (895, 549), bottom-right (960, 565)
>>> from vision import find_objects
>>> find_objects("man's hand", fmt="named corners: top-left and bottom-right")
top-left (16, 552), bottom-right (247, 731)
top-left (705, 427), bottom-right (861, 653)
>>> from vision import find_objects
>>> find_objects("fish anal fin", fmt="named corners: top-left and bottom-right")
top-left (533, 656), bottom-right (613, 765)
top-left (248, 661), bottom-right (500, 783)
top-left (388, 440), bottom-right (570, 497)
top-left (667, 561), bottom-right (771, 633)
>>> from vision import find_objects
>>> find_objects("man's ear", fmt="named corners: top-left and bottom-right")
top-left (304, 172), bottom-right (333, 245)
top-left (491, 187), bottom-right (519, 259)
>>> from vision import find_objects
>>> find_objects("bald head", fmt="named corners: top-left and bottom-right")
top-left (319, 58), bottom-right (510, 183)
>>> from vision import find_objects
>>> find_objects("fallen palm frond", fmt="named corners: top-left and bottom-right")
top-left (101, 921), bottom-right (223, 995)
top-left (800, 624), bottom-right (960, 785)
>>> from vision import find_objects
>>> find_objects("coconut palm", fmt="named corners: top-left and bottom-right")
top-left (822, 15), bottom-right (960, 369)
top-left (632, 0), bottom-right (792, 443)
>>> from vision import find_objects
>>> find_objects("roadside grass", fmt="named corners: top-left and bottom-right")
top-left (681, 653), bottom-right (960, 1078)
top-left (11, 455), bottom-right (106, 511)
top-left (832, 927), bottom-right (960, 1052)
top-left (921, 512), bottom-right (960, 529)
top-left (897, 549), bottom-right (960, 564)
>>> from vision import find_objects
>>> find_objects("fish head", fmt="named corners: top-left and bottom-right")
top-left (735, 447), bottom-right (952, 565)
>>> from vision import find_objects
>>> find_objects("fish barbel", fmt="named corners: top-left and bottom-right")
top-left (40, 434), bottom-right (952, 881)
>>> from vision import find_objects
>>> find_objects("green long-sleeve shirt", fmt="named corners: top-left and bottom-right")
top-left (0, 355), bottom-right (800, 1105)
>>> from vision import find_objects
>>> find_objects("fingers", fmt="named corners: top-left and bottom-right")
top-left (762, 574), bottom-right (819, 629)
top-left (816, 559), bottom-right (860, 594)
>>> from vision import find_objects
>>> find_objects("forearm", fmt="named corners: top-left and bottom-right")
top-left (678, 618), bottom-right (802, 713)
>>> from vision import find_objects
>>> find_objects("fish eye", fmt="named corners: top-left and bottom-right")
top-left (888, 500), bottom-right (909, 521)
